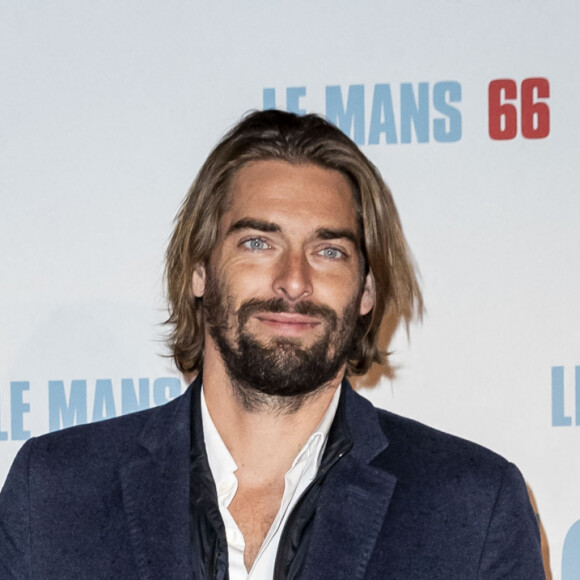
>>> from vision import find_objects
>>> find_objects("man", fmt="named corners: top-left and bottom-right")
top-left (0, 110), bottom-right (544, 578)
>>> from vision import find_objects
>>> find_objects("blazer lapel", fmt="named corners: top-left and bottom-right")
top-left (301, 385), bottom-right (397, 580)
top-left (119, 386), bottom-right (194, 580)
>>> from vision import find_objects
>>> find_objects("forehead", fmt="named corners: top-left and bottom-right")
top-left (223, 160), bottom-right (359, 234)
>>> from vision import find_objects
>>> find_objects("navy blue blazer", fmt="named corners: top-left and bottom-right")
top-left (0, 379), bottom-right (544, 579)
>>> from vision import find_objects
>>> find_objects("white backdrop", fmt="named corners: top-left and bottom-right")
top-left (1, 2), bottom-right (579, 578)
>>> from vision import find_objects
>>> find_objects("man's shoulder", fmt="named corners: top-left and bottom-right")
top-left (32, 405), bottom-right (153, 452)
top-left (371, 401), bottom-right (514, 485)
top-left (348, 386), bottom-right (508, 468)
top-left (24, 387), bottom-right (191, 471)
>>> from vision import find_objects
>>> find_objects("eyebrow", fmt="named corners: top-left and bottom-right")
top-left (315, 228), bottom-right (359, 247)
top-left (227, 218), bottom-right (281, 235)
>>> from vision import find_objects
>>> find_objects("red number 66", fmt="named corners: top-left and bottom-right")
top-left (488, 78), bottom-right (550, 140)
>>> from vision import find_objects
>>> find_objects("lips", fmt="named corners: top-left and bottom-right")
top-left (257, 312), bottom-right (319, 324)
top-left (255, 312), bottom-right (322, 335)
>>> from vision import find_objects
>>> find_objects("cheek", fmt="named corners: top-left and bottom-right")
top-left (218, 262), bottom-right (274, 304)
top-left (314, 270), bottom-right (362, 309)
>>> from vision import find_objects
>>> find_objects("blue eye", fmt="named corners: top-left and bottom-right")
top-left (243, 237), bottom-right (270, 251)
top-left (319, 247), bottom-right (344, 260)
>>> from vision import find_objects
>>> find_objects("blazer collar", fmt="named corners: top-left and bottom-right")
top-left (119, 378), bottom-right (198, 580)
top-left (299, 380), bottom-right (397, 580)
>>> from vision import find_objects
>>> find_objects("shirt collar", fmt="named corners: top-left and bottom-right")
top-left (201, 386), bottom-right (238, 488)
top-left (289, 384), bottom-right (341, 470)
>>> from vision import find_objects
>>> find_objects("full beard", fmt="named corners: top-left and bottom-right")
top-left (203, 275), bottom-right (362, 413)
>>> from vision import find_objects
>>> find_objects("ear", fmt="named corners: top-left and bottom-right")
top-left (192, 264), bottom-right (206, 298)
top-left (359, 272), bottom-right (376, 316)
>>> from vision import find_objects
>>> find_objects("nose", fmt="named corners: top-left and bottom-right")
top-left (272, 250), bottom-right (313, 303)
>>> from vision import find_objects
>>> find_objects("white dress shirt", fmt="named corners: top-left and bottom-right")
top-left (201, 385), bottom-right (341, 580)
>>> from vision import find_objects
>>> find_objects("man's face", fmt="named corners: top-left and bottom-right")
top-left (194, 160), bottom-right (375, 402)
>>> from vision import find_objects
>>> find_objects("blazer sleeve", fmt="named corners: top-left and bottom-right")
top-left (0, 440), bottom-right (33, 580)
top-left (477, 462), bottom-right (545, 579)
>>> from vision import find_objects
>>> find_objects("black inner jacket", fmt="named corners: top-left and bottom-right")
top-left (188, 381), bottom-right (352, 580)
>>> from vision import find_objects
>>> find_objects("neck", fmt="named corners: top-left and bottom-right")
top-left (201, 336), bottom-right (343, 483)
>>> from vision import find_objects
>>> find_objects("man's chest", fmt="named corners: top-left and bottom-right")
top-left (228, 482), bottom-right (285, 571)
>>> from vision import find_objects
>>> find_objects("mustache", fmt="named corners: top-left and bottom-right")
top-left (237, 298), bottom-right (338, 330)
